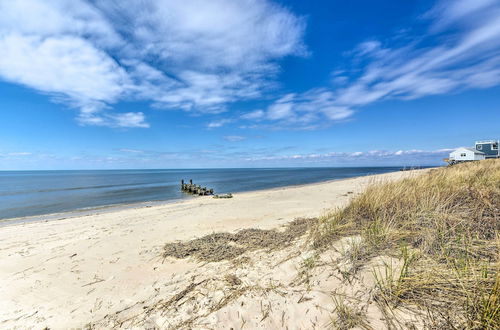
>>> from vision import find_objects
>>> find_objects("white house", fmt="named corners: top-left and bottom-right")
top-left (449, 147), bottom-right (486, 162)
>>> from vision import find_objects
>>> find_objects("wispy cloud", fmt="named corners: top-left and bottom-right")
top-left (4, 152), bottom-right (32, 156)
top-left (250, 0), bottom-right (500, 129)
top-left (207, 118), bottom-right (233, 128)
top-left (265, 91), bottom-right (354, 127)
top-left (223, 135), bottom-right (246, 142)
top-left (245, 148), bottom-right (454, 162)
top-left (80, 112), bottom-right (149, 128)
top-left (240, 110), bottom-right (265, 120)
top-left (1, 146), bottom-right (455, 170)
top-left (118, 148), bottom-right (144, 154)
top-left (0, 0), bottom-right (305, 127)
top-left (2, 0), bottom-right (498, 131)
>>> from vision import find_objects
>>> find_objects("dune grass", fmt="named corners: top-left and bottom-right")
top-left (313, 160), bottom-right (500, 329)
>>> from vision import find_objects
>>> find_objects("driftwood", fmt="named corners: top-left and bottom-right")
top-left (213, 193), bottom-right (233, 199)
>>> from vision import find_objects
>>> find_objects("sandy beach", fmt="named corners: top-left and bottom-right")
top-left (0, 169), bottom-right (428, 329)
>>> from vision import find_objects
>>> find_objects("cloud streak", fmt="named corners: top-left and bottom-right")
top-left (244, 148), bottom-right (454, 162)
top-left (253, 0), bottom-right (500, 129)
top-left (0, 0), bottom-right (305, 127)
top-left (0, 147), bottom-right (452, 170)
top-left (223, 135), bottom-right (246, 142)
top-left (207, 118), bottom-right (233, 129)
top-left (2, 0), bottom-right (499, 130)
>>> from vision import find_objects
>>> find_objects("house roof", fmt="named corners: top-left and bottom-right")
top-left (451, 147), bottom-right (485, 155)
top-left (463, 147), bottom-right (485, 155)
top-left (476, 140), bottom-right (499, 144)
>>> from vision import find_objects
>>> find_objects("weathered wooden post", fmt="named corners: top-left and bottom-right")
top-left (180, 179), bottom-right (215, 196)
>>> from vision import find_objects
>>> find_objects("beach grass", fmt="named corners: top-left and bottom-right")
top-left (154, 161), bottom-right (499, 328)
top-left (313, 159), bottom-right (500, 328)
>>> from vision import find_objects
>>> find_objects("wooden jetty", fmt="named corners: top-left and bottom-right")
top-left (180, 179), bottom-right (214, 196)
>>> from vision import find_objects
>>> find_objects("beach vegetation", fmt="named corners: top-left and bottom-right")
top-left (329, 294), bottom-right (369, 330)
top-left (156, 160), bottom-right (499, 328)
top-left (313, 159), bottom-right (500, 328)
top-left (163, 217), bottom-right (317, 262)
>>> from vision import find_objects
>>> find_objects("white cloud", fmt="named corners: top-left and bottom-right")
top-left (0, 0), bottom-right (305, 127)
top-left (245, 148), bottom-right (454, 162)
top-left (241, 110), bottom-right (265, 120)
top-left (94, 0), bottom-right (306, 70)
top-left (338, 0), bottom-right (500, 105)
top-left (207, 118), bottom-right (233, 128)
top-left (253, 0), bottom-right (500, 129)
top-left (0, 34), bottom-right (128, 104)
top-left (0, 0), bottom-right (120, 45)
top-left (78, 111), bottom-right (149, 128)
top-left (7, 152), bottom-right (32, 156)
top-left (223, 135), bottom-right (246, 142)
top-left (108, 112), bottom-right (150, 128)
top-left (3, 0), bottom-right (499, 131)
top-left (118, 148), bottom-right (144, 153)
top-left (267, 94), bottom-right (296, 120)
top-left (427, 0), bottom-right (498, 30)
top-left (261, 90), bottom-right (354, 127)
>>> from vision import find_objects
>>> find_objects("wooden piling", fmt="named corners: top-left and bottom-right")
top-left (180, 179), bottom-right (215, 196)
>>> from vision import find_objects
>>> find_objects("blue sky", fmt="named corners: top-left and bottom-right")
top-left (0, 0), bottom-right (499, 169)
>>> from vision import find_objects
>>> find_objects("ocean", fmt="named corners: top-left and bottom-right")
top-left (0, 167), bottom-right (409, 220)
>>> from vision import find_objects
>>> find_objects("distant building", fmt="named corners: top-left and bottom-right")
top-left (446, 140), bottom-right (498, 165)
top-left (449, 147), bottom-right (486, 163)
top-left (475, 140), bottom-right (499, 159)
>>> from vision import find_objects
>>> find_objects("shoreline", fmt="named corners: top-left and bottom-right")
top-left (0, 168), bottom-right (430, 328)
top-left (0, 198), bottom-right (189, 228)
top-left (0, 168), bottom-right (432, 227)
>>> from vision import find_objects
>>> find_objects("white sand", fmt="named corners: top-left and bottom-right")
top-left (0, 170), bottom-right (428, 329)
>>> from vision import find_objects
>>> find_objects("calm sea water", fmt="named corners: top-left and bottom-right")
top-left (0, 167), bottom-right (407, 220)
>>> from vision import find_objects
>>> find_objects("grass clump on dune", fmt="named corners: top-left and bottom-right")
top-left (314, 160), bottom-right (500, 328)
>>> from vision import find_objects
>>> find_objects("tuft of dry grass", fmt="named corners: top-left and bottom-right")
top-left (329, 295), bottom-right (369, 330)
top-left (163, 218), bottom-right (317, 262)
top-left (313, 160), bottom-right (500, 328)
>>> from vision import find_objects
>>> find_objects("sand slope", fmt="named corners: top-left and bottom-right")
top-left (0, 170), bottom-right (427, 329)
